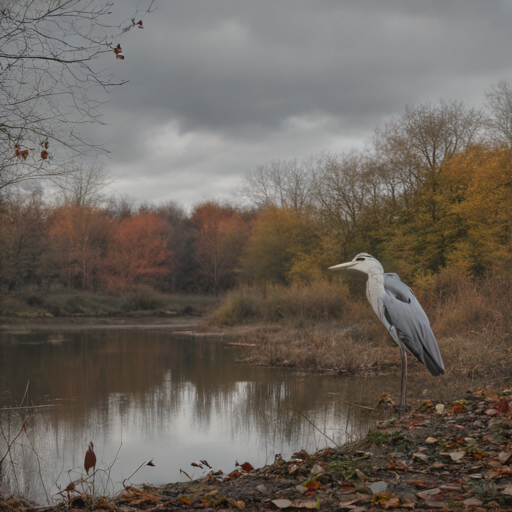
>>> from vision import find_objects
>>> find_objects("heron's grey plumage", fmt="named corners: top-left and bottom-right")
top-left (329, 253), bottom-right (444, 408)
top-left (380, 273), bottom-right (444, 376)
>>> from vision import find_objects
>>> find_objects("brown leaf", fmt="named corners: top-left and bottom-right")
top-left (116, 54), bottom-right (125, 60)
top-left (137, 20), bottom-right (143, 28)
top-left (41, 150), bottom-right (48, 159)
top-left (241, 462), bottom-right (254, 472)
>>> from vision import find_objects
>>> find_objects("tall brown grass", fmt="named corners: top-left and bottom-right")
top-left (207, 270), bottom-right (512, 379)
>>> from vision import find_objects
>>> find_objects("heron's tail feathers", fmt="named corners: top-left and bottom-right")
top-left (422, 349), bottom-right (445, 377)
top-left (396, 328), bottom-right (445, 377)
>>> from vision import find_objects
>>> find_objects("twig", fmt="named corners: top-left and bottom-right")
top-left (0, 421), bottom-right (26, 464)
top-left (294, 409), bottom-right (341, 449)
top-left (2, 404), bottom-right (63, 410)
top-left (121, 457), bottom-right (153, 490)
top-left (21, 380), bottom-right (30, 407)
top-left (326, 394), bottom-right (375, 410)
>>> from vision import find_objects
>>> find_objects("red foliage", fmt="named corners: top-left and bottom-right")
top-left (103, 213), bottom-right (171, 291)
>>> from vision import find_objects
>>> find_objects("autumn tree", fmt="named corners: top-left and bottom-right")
top-left (103, 213), bottom-right (171, 292)
top-left (373, 100), bottom-right (483, 214)
top-left (241, 206), bottom-right (318, 285)
top-left (146, 201), bottom-right (198, 292)
top-left (47, 205), bottom-right (110, 290)
top-left (0, 0), bottom-right (154, 190)
top-left (0, 192), bottom-right (50, 291)
top-left (440, 145), bottom-right (512, 276)
top-left (191, 202), bottom-right (249, 294)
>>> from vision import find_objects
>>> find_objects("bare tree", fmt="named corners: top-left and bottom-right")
top-left (0, 0), bottom-right (155, 190)
top-left (241, 157), bottom-right (315, 215)
top-left (373, 100), bottom-right (483, 197)
top-left (53, 159), bottom-right (113, 207)
top-left (484, 80), bottom-right (512, 147)
top-left (311, 151), bottom-right (373, 237)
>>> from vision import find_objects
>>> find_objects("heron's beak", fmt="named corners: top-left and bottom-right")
top-left (328, 261), bottom-right (356, 271)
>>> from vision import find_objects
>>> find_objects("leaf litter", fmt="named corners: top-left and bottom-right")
top-left (5, 386), bottom-right (512, 510)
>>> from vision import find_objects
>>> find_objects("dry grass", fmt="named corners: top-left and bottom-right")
top-left (208, 270), bottom-right (512, 379)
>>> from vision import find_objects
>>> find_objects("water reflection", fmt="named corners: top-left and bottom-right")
top-left (0, 329), bottom-right (383, 505)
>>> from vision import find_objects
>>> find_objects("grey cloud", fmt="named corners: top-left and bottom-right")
top-left (88, 0), bottom-right (512, 206)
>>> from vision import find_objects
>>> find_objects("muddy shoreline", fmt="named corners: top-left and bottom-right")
top-left (4, 386), bottom-right (512, 511)
top-left (2, 317), bottom-right (512, 510)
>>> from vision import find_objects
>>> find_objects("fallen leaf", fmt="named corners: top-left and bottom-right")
top-left (383, 496), bottom-right (400, 508)
top-left (292, 498), bottom-right (319, 509)
top-left (370, 481), bottom-right (388, 494)
top-left (425, 436), bottom-right (437, 444)
top-left (413, 452), bottom-right (428, 462)
top-left (355, 468), bottom-right (367, 480)
top-left (425, 500), bottom-right (448, 509)
top-left (448, 451), bottom-right (465, 462)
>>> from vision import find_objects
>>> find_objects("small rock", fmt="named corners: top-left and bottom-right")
top-left (425, 436), bottom-right (437, 444)
top-left (498, 451), bottom-right (512, 463)
top-left (310, 464), bottom-right (323, 475)
top-left (413, 452), bottom-right (428, 462)
top-left (464, 437), bottom-right (477, 446)
top-left (256, 484), bottom-right (268, 492)
top-left (295, 485), bottom-right (307, 494)
top-left (369, 481), bottom-right (388, 494)
top-left (435, 403), bottom-right (445, 414)
top-left (463, 497), bottom-right (483, 506)
top-left (485, 408), bottom-right (499, 416)
top-left (417, 488), bottom-right (441, 499)
top-left (503, 485), bottom-right (512, 495)
top-left (271, 499), bottom-right (292, 509)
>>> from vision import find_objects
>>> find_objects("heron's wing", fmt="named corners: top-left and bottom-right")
top-left (382, 273), bottom-right (444, 376)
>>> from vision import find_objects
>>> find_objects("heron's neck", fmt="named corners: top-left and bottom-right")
top-left (367, 265), bottom-right (384, 277)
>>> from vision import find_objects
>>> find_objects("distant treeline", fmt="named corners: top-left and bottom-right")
top-left (1, 92), bottom-right (512, 295)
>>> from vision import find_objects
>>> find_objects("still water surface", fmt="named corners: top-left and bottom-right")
top-left (0, 327), bottom-right (388, 505)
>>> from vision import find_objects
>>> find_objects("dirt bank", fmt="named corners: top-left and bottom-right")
top-left (4, 385), bottom-right (512, 511)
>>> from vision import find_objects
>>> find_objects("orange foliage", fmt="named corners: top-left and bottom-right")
top-left (191, 202), bottom-right (248, 293)
top-left (47, 206), bottom-right (110, 290)
top-left (103, 213), bottom-right (171, 291)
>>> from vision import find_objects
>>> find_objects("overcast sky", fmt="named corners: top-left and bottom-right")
top-left (91, 1), bottom-right (512, 209)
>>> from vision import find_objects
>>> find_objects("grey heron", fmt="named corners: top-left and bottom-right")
top-left (329, 253), bottom-right (444, 409)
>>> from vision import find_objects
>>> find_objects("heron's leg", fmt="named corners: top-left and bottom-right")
top-left (398, 341), bottom-right (408, 410)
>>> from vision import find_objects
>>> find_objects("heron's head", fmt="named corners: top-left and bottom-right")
top-left (328, 253), bottom-right (383, 274)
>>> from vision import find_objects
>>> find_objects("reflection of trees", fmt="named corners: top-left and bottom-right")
top-left (0, 330), bottom-right (381, 504)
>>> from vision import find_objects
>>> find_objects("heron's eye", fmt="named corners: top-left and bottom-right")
top-left (356, 257), bottom-right (365, 261)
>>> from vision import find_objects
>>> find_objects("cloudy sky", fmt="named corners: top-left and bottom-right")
top-left (91, 1), bottom-right (512, 209)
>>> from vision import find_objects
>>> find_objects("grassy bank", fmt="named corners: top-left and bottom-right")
top-left (203, 270), bottom-right (512, 382)
top-left (0, 286), bottom-right (220, 318)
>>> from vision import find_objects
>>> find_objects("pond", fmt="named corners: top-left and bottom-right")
top-left (0, 326), bottom-right (390, 505)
